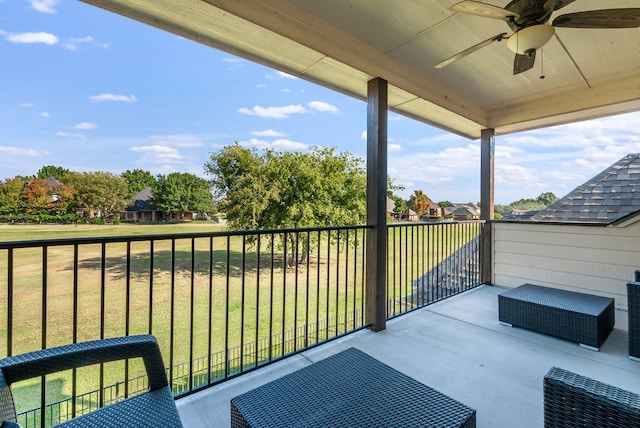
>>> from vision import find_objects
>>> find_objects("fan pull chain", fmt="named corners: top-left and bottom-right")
top-left (539, 48), bottom-right (546, 79)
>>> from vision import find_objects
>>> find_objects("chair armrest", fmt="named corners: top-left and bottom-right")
top-left (0, 335), bottom-right (168, 391)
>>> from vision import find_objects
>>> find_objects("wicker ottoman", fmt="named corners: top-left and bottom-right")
top-left (499, 284), bottom-right (615, 350)
top-left (230, 347), bottom-right (476, 427)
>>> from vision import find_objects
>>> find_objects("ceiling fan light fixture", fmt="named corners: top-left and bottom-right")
top-left (506, 24), bottom-right (555, 55)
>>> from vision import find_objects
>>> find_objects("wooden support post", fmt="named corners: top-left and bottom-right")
top-left (480, 128), bottom-right (494, 285)
top-left (366, 77), bottom-right (387, 332)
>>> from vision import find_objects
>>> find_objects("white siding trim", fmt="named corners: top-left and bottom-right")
top-left (493, 222), bottom-right (640, 310)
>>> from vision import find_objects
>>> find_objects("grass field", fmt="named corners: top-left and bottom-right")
top-left (0, 222), bottom-right (369, 415)
top-left (0, 221), bottom-right (479, 422)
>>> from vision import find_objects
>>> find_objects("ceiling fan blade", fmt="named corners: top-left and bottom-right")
top-left (553, 9), bottom-right (640, 28)
top-left (435, 33), bottom-right (508, 69)
top-left (451, 1), bottom-right (519, 21)
top-left (513, 51), bottom-right (536, 75)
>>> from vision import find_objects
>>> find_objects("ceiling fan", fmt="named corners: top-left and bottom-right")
top-left (435, 0), bottom-right (640, 74)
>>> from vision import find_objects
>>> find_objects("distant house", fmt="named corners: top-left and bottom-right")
top-left (503, 153), bottom-right (640, 225)
top-left (386, 198), bottom-right (396, 217)
top-left (426, 201), bottom-right (444, 218)
top-left (400, 209), bottom-right (419, 222)
top-left (122, 187), bottom-right (164, 222)
top-left (447, 203), bottom-right (481, 221)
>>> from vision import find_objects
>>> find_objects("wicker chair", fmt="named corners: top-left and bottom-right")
top-left (544, 367), bottom-right (640, 427)
top-left (0, 335), bottom-right (183, 427)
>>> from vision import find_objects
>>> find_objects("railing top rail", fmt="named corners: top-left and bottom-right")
top-left (387, 220), bottom-right (485, 228)
top-left (0, 224), bottom-right (372, 249)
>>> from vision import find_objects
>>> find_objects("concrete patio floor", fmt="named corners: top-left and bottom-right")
top-left (176, 285), bottom-right (639, 427)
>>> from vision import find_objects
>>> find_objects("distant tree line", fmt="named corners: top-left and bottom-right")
top-left (494, 192), bottom-right (559, 218)
top-left (0, 148), bottom-right (560, 228)
top-left (0, 166), bottom-right (213, 224)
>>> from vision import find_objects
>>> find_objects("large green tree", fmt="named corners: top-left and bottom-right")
top-left (0, 177), bottom-right (25, 216)
top-left (151, 172), bottom-right (213, 218)
top-left (387, 177), bottom-right (407, 215)
top-left (121, 169), bottom-right (155, 196)
top-left (66, 171), bottom-right (131, 220)
top-left (408, 189), bottom-right (432, 217)
top-left (205, 145), bottom-right (366, 264)
top-left (37, 165), bottom-right (70, 181)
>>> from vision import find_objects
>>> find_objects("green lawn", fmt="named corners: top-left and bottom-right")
top-left (0, 222), bottom-right (368, 416)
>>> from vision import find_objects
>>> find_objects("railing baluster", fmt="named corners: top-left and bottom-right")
top-left (207, 236), bottom-right (214, 385)
top-left (269, 233), bottom-right (274, 361)
top-left (41, 246), bottom-right (47, 428)
top-left (6, 248), bottom-right (12, 358)
top-left (99, 242), bottom-right (106, 409)
top-left (240, 235), bottom-right (246, 371)
top-left (282, 233), bottom-right (287, 355)
top-left (169, 239), bottom-right (176, 391)
top-left (294, 232), bottom-right (299, 350)
top-left (189, 237), bottom-right (195, 391)
top-left (124, 241), bottom-right (130, 400)
top-left (224, 235), bottom-right (230, 378)
top-left (149, 240), bottom-right (154, 335)
top-left (255, 233), bottom-right (261, 367)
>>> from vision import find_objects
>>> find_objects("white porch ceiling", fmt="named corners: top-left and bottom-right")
top-left (80, 0), bottom-right (640, 139)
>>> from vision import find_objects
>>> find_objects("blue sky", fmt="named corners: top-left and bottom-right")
top-left (2, 1), bottom-right (640, 204)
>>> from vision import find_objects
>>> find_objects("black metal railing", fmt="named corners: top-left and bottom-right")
top-left (386, 221), bottom-right (483, 318)
top-left (16, 308), bottom-right (360, 427)
top-left (0, 221), bottom-right (483, 427)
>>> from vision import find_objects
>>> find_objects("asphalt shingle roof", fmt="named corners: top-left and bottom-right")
top-left (530, 153), bottom-right (640, 224)
top-left (127, 187), bottom-right (157, 212)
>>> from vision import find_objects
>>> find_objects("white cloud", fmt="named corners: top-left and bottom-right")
top-left (0, 146), bottom-right (46, 156)
top-left (3, 31), bottom-right (58, 45)
top-left (251, 129), bottom-right (287, 137)
top-left (148, 134), bottom-right (203, 147)
top-left (281, 88), bottom-right (292, 93)
top-left (29, 0), bottom-right (57, 14)
top-left (387, 143), bottom-right (480, 202)
top-left (256, 84), bottom-right (267, 89)
top-left (361, 131), bottom-right (367, 140)
top-left (223, 57), bottom-right (243, 64)
top-left (40, 112), bottom-right (50, 118)
top-left (64, 36), bottom-right (94, 51)
top-left (238, 104), bottom-right (307, 119)
top-left (73, 122), bottom-right (98, 130)
top-left (388, 144), bottom-right (403, 152)
top-left (57, 132), bottom-right (85, 138)
top-left (89, 93), bottom-right (138, 103)
top-left (130, 145), bottom-right (183, 163)
top-left (308, 101), bottom-right (339, 113)
top-left (20, 103), bottom-right (33, 108)
top-left (277, 71), bottom-right (297, 79)
top-left (271, 139), bottom-right (308, 150)
top-left (239, 138), bottom-right (308, 151)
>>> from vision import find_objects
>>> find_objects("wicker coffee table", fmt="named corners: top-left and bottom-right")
top-left (499, 283), bottom-right (615, 350)
top-left (230, 347), bottom-right (476, 427)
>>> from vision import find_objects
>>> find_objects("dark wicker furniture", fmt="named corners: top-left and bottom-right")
top-left (544, 367), bottom-right (640, 427)
top-left (0, 335), bottom-right (183, 427)
top-left (498, 283), bottom-right (614, 350)
top-left (230, 347), bottom-right (476, 427)
top-left (629, 276), bottom-right (640, 361)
